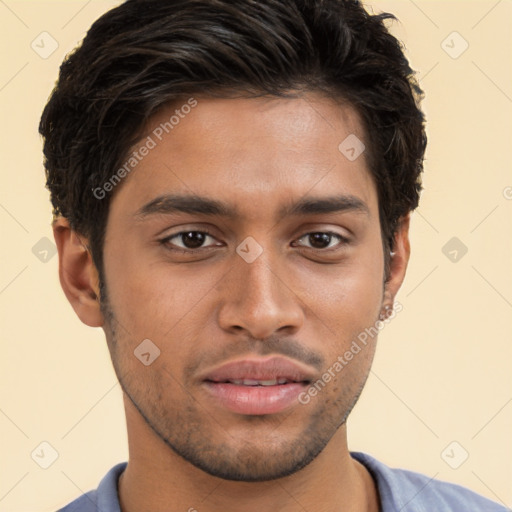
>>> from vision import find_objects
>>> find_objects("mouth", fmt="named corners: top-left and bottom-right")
top-left (205, 377), bottom-right (311, 386)
top-left (200, 356), bottom-right (315, 415)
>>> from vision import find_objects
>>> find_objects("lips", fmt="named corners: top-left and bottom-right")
top-left (200, 356), bottom-right (315, 415)
top-left (201, 356), bottom-right (314, 384)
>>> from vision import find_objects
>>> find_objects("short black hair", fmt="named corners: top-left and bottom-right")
top-left (39, 0), bottom-right (426, 281)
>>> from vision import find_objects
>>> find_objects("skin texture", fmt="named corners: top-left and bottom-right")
top-left (54, 93), bottom-right (410, 512)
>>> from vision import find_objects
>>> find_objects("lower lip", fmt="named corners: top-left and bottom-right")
top-left (202, 382), bottom-right (307, 415)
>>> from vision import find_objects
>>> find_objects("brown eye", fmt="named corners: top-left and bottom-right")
top-left (308, 233), bottom-right (333, 249)
top-left (180, 231), bottom-right (207, 249)
top-left (161, 230), bottom-right (219, 251)
top-left (293, 232), bottom-right (348, 250)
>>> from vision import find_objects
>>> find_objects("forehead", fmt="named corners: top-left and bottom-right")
top-left (109, 93), bottom-right (378, 222)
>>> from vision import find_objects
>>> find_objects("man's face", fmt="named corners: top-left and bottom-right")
top-left (100, 94), bottom-right (392, 481)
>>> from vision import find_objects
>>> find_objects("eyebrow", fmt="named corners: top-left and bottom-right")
top-left (134, 193), bottom-right (370, 221)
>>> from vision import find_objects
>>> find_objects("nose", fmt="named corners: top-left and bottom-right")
top-left (217, 249), bottom-right (305, 339)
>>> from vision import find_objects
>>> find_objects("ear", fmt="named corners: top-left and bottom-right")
top-left (382, 214), bottom-right (411, 309)
top-left (53, 217), bottom-right (104, 327)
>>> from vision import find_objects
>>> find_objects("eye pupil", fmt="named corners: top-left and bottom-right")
top-left (182, 231), bottom-right (206, 248)
top-left (309, 232), bottom-right (332, 249)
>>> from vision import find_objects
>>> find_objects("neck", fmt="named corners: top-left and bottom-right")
top-left (118, 397), bottom-right (379, 512)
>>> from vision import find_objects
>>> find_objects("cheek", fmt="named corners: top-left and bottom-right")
top-left (103, 238), bottom-right (223, 343)
top-left (301, 263), bottom-right (383, 408)
top-left (303, 247), bottom-right (384, 321)
top-left (301, 248), bottom-right (384, 362)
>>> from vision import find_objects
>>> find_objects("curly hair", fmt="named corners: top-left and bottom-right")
top-left (39, 0), bottom-right (426, 279)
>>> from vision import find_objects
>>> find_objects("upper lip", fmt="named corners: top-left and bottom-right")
top-left (200, 356), bottom-right (315, 383)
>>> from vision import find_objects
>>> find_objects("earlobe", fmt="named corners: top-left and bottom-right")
top-left (53, 217), bottom-right (104, 327)
top-left (382, 214), bottom-right (411, 308)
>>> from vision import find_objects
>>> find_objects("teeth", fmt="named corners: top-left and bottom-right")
top-left (242, 379), bottom-right (260, 386)
top-left (228, 378), bottom-right (289, 386)
top-left (259, 379), bottom-right (278, 386)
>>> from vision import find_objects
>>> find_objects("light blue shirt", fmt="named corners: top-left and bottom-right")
top-left (58, 452), bottom-right (510, 511)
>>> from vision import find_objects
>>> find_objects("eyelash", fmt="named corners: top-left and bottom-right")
top-left (159, 229), bottom-right (350, 254)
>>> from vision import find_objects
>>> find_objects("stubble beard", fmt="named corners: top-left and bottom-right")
top-left (98, 281), bottom-right (372, 482)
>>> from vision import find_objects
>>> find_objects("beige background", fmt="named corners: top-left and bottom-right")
top-left (1, 1), bottom-right (511, 510)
